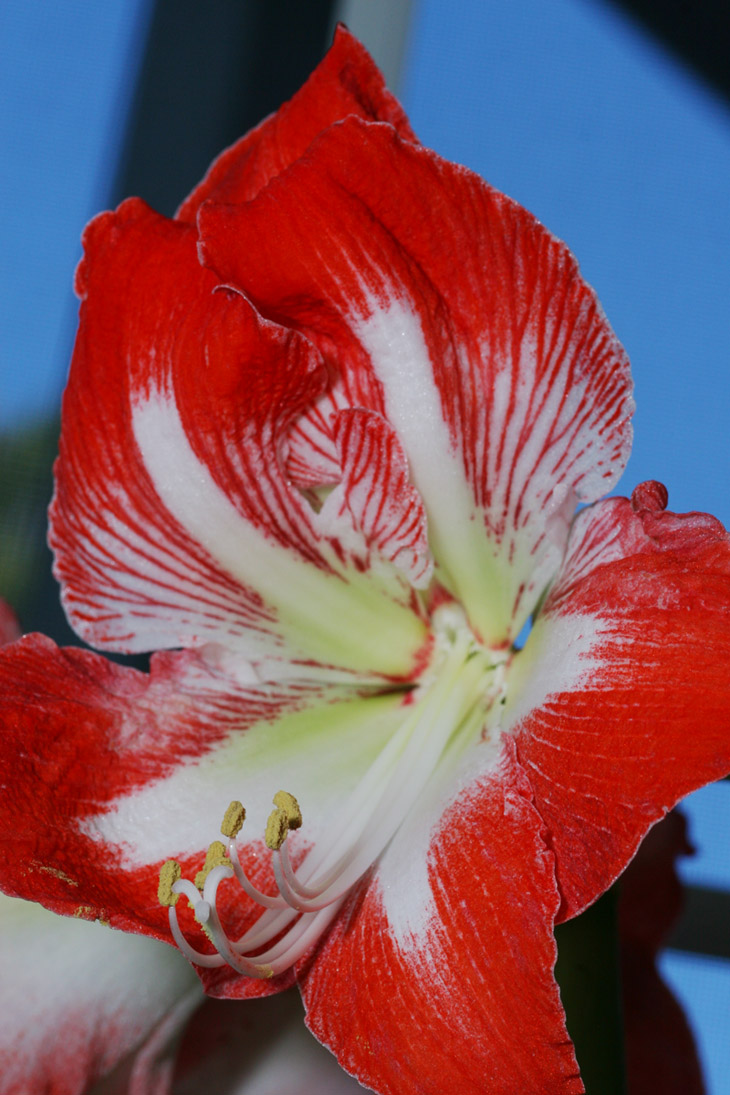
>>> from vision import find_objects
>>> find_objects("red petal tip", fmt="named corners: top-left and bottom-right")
top-left (631, 480), bottom-right (669, 514)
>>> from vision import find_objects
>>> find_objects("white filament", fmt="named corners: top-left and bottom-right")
top-left (168, 626), bottom-right (506, 978)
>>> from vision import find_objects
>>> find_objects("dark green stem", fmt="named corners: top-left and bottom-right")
top-left (554, 884), bottom-right (627, 1095)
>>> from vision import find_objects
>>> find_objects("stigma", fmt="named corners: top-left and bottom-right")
top-left (159, 617), bottom-right (509, 979)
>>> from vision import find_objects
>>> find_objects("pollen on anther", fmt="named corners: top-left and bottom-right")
top-left (221, 800), bottom-right (245, 839)
top-left (273, 790), bottom-right (302, 830)
top-left (158, 859), bottom-right (182, 907)
top-left (265, 807), bottom-right (289, 851)
top-left (195, 908), bottom-right (215, 944)
top-left (194, 841), bottom-right (228, 889)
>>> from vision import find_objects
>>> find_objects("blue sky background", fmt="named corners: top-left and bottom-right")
top-left (0, 0), bottom-right (151, 429)
top-left (0, 0), bottom-right (728, 1088)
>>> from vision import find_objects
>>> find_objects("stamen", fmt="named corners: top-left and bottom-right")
top-left (248, 902), bottom-right (344, 974)
top-left (194, 841), bottom-right (228, 889)
top-left (201, 864), bottom-right (274, 979)
top-left (227, 834), bottom-right (288, 910)
top-left (233, 904), bottom-right (299, 952)
top-left (162, 627), bottom-right (509, 981)
top-left (265, 807), bottom-right (289, 851)
top-left (158, 859), bottom-right (181, 906)
top-left (265, 790), bottom-right (303, 850)
top-left (221, 800), bottom-right (245, 839)
top-left (168, 907), bottom-right (226, 968)
top-left (273, 790), bottom-right (302, 830)
top-left (167, 876), bottom-right (226, 968)
top-left (277, 839), bottom-right (322, 900)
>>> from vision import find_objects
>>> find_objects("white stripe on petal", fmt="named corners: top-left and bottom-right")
top-left (375, 731), bottom-right (504, 948)
top-left (502, 611), bottom-right (603, 734)
top-left (375, 610), bottom-right (602, 948)
top-left (0, 892), bottom-right (198, 1092)
top-left (132, 388), bottom-right (426, 678)
top-left (80, 690), bottom-right (408, 870)
top-left (354, 300), bottom-right (504, 624)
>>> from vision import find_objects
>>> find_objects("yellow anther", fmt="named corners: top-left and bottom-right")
top-left (158, 859), bottom-right (182, 907)
top-left (265, 807), bottom-right (289, 851)
top-left (194, 841), bottom-right (228, 889)
top-left (221, 800), bottom-right (245, 839)
top-left (273, 790), bottom-right (302, 831)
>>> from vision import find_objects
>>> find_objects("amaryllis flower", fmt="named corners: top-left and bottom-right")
top-left (2, 27), bottom-right (730, 1095)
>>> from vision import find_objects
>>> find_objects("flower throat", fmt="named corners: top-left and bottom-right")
top-left (158, 609), bottom-right (508, 978)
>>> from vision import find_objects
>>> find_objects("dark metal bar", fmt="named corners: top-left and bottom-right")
top-left (602, 0), bottom-right (730, 103)
top-left (114, 0), bottom-right (338, 216)
top-left (668, 885), bottom-right (730, 959)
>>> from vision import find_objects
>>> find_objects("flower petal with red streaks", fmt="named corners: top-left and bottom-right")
top-left (199, 116), bottom-right (633, 644)
top-left (177, 25), bottom-right (417, 222)
top-left (51, 198), bottom-right (427, 678)
top-left (300, 739), bottom-right (583, 1095)
top-left (0, 633), bottom-right (415, 998)
top-left (318, 409), bottom-right (432, 589)
top-left (0, 890), bottom-right (199, 1095)
top-left (505, 483), bottom-right (730, 920)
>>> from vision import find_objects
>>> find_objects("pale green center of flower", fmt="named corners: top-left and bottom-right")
top-left (160, 606), bottom-right (509, 978)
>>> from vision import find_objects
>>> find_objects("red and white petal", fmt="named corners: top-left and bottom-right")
top-left (176, 25), bottom-right (417, 223)
top-left (505, 483), bottom-right (730, 920)
top-left (317, 409), bottom-right (432, 589)
top-left (300, 739), bottom-right (583, 1095)
top-left (52, 197), bottom-right (427, 678)
top-left (0, 890), bottom-right (199, 1095)
top-left (0, 633), bottom-right (413, 996)
top-left (171, 990), bottom-right (365, 1094)
top-left (199, 116), bottom-right (633, 645)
